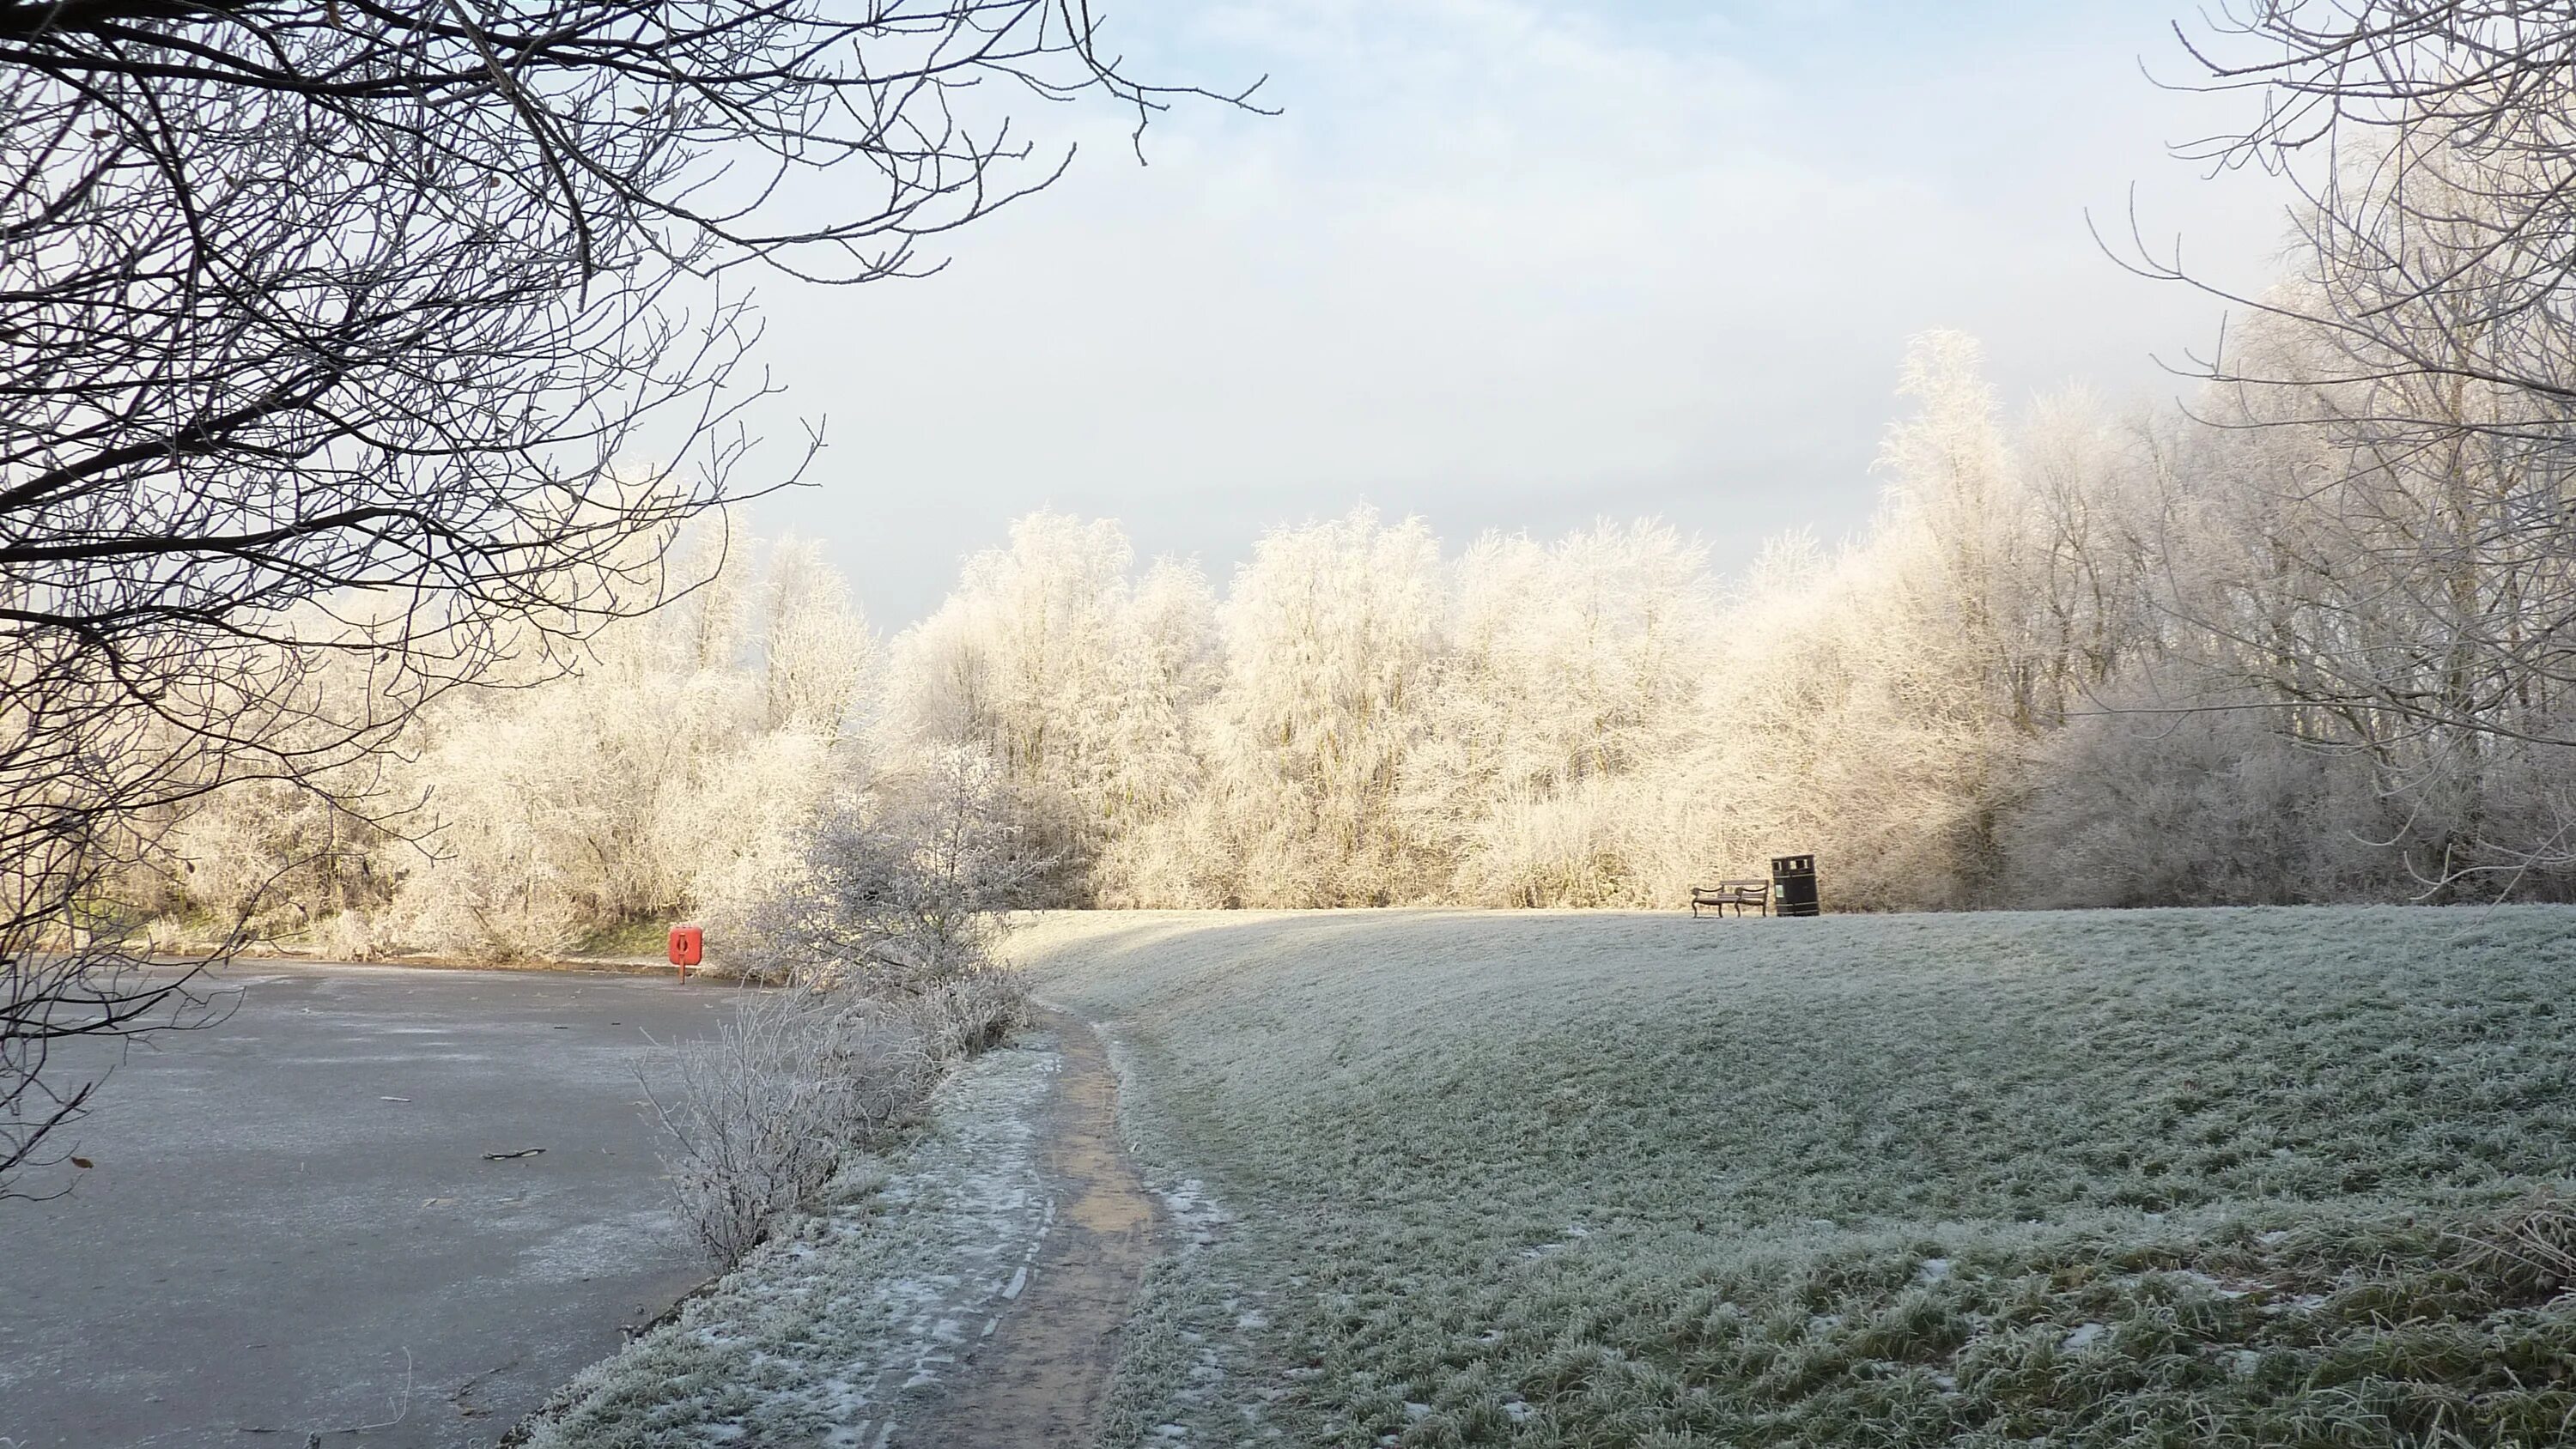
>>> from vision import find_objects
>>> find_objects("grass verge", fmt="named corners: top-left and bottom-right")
top-left (507, 1037), bottom-right (1060, 1447)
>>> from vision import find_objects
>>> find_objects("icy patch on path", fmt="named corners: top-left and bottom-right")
top-left (513, 1042), bottom-right (1060, 1447)
top-left (1072, 1009), bottom-right (1284, 1443)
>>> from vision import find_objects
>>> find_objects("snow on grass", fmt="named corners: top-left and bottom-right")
top-left (1013, 906), bottom-right (2576, 1448)
top-left (510, 1039), bottom-right (1062, 1447)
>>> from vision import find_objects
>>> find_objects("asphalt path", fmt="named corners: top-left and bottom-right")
top-left (0, 961), bottom-right (741, 1449)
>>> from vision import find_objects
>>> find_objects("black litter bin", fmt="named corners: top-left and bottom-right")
top-left (1770, 854), bottom-right (1820, 917)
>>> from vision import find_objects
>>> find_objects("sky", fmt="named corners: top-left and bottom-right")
top-left (732, 0), bottom-right (2301, 627)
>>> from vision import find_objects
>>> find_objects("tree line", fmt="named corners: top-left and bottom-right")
top-left (147, 316), bottom-right (2576, 948)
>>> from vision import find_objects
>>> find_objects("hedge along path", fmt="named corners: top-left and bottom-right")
top-left (908, 1009), bottom-right (1158, 1448)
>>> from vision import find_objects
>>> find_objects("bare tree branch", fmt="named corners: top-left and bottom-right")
top-left (0, 0), bottom-right (1252, 1194)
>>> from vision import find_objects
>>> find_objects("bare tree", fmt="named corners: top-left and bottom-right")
top-left (0, 0), bottom-right (1250, 1193)
top-left (2110, 4), bottom-right (2576, 886)
top-left (2156, 3), bottom-right (2576, 425)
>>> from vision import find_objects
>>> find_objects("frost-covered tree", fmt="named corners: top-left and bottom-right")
top-left (751, 746), bottom-right (1041, 997)
top-left (2129, 9), bottom-right (2576, 892)
top-left (155, 537), bottom-right (875, 961)
top-left (762, 540), bottom-right (875, 743)
top-left (1676, 337), bottom-right (2045, 907)
top-left (647, 745), bottom-right (1038, 1271)
top-left (391, 538), bottom-right (873, 956)
top-left (1166, 509), bottom-right (1446, 906)
top-left (885, 514), bottom-right (1209, 898)
top-left (1403, 523), bottom-right (1716, 906)
top-left (155, 308), bottom-right (2576, 934)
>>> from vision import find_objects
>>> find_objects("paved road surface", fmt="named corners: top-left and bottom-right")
top-left (0, 962), bottom-right (738, 1449)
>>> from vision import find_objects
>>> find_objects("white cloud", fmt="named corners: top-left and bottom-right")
top-left (743, 0), bottom-right (2297, 623)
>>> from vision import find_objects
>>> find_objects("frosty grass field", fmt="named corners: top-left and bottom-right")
top-left (1012, 906), bottom-right (2576, 1448)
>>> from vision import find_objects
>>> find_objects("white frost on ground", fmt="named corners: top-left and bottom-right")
top-left (513, 1042), bottom-right (1061, 1448)
top-left (1160, 1179), bottom-right (1230, 1252)
top-left (1005, 906), bottom-right (2576, 1446)
top-left (1072, 1009), bottom-right (1286, 1447)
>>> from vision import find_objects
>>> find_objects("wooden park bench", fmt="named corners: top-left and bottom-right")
top-left (1690, 879), bottom-right (1771, 918)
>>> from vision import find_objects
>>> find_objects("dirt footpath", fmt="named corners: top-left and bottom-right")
top-left (908, 1010), bottom-right (1159, 1448)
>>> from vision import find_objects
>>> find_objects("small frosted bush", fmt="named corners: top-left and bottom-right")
top-left (646, 988), bottom-right (934, 1267)
top-left (655, 745), bottom-right (1038, 1265)
top-left (748, 745), bottom-right (1043, 997)
top-left (903, 966), bottom-right (1028, 1063)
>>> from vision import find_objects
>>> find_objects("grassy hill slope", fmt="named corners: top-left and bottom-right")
top-left (1013, 907), bottom-right (2576, 1448)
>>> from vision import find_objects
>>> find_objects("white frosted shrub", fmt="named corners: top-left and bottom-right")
top-left (1999, 702), bottom-right (2397, 906)
top-left (647, 987), bottom-right (934, 1267)
top-left (750, 746), bottom-right (1040, 992)
top-left (657, 745), bottom-right (1038, 1265)
top-left (902, 967), bottom-right (1029, 1063)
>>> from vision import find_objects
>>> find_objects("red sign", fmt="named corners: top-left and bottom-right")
top-left (667, 924), bottom-right (703, 973)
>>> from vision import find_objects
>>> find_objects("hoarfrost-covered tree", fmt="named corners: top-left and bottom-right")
top-left (1680, 336), bottom-right (2208, 909)
top-left (387, 539), bottom-right (872, 957)
top-left (649, 743), bottom-right (1033, 1270)
top-left (1404, 523), bottom-right (1716, 906)
top-left (1876, 331), bottom-right (2045, 883)
top-left (1117, 557), bottom-right (1224, 809)
top-left (154, 330), bottom-right (2576, 941)
top-left (1696, 528), bottom-right (1995, 909)
top-left (886, 514), bottom-right (1209, 897)
top-left (2016, 390), bottom-right (2167, 724)
top-left (762, 539), bottom-right (875, 743)
top-left (1175, 509), bottom-right (1446, 906)
top-left (156, 539), bottom-right (874, 962)
top-left (752, 744), bottom-right (1040, 1039)
top-left (1685, 335), bottom-right (2047, 906)
top-left (2133, 4), bottom-right (2576, 886)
